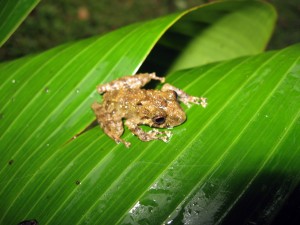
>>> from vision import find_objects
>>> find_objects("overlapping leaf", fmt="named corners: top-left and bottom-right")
top-left (0, 0), bottom-right (40, 46)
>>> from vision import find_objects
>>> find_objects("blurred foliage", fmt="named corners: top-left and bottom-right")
top-left (268, 0), bottom-right (300, 49)
top-left (0, 0), bottom-right (299, 61)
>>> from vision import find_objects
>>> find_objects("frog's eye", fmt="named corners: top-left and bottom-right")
top-left (152, 116), bottom-right (166, 125)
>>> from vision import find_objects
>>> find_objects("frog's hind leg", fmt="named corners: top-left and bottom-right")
top-left (102, 121), bottom-right (131, 147)
top-left (91, 102), bottom-right (131, 147)
top-left (97, 73), bottom-right (165, 94)
top-left (102, 120), bottom-right (131, 148)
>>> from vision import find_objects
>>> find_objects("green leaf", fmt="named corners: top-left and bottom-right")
top-left (140, 1), bottom-right (276, 74)
top-left (169, 1), bottom-right (277, 71)
top-left (0, 9), bottom-right (185, 224)
top-left (0, 0), bottom-right (40, 47)
top-left (1, 1), bottom-right (296, 224)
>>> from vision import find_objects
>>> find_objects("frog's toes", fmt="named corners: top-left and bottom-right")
top-left (198, 97), bottom-right (208, 108)
top-left (161, 131), bottom-right (172, 143)
top-left (149, 129), bottom-right (172, 143)
top-left (149, 72), bottom-right (165, 83)
top-left (123, 141), bottom-right (131, 148)
top-left (115, 138), bottom-right (131, 148)
top-left (185, 96), bottom-right (207, 108)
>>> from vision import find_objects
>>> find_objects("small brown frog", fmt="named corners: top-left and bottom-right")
top-left (92, 73), bottom-right (207, 147)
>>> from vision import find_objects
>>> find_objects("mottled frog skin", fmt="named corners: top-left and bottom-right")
top-left (92, 73), bottom-right (207, 147)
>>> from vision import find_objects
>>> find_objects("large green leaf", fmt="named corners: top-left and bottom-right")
top-left (1, 1), bottom-right (295, 224)
top-left (140, 1), bottom-right (276, 74)
top-left (2, 43), bottom-right (299, 224)
top-left (169, 1), bottom-right (276, 71)
top-left (0, 0), bottom-right (40, 47)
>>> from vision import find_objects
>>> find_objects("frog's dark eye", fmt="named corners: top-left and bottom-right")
top-left (152, 116), bottom-right (166, 125)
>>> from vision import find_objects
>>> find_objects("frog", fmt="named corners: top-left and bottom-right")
top-left (92, 73), bottom-right (207, 147)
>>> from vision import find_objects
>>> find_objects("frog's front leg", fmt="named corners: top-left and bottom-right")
top-left (92, 102), bottom-right (131, 148)
top-left (125, 119), bottom-right (172, 143)
top-left (97, 73), bottom-right (165, 94)
top-left (162, 83), bottom-right (207, 108)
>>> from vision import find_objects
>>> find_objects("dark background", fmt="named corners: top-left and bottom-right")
top-left (1, 0), bottom-right (299, 62)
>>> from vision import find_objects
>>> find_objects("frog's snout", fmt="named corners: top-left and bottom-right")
top-left (168, 112), bottom-right (186, 127)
